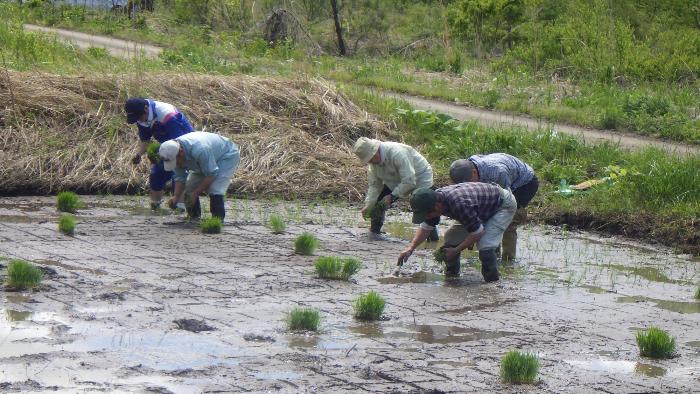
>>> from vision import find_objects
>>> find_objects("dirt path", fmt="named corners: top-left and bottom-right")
top-left (0, 196), bottom-right (698, 392)
top-left (24, 24), bottom-right (699, 156)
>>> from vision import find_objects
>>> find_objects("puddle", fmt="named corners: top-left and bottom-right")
top-left (686, 341), bottom-right (700, 348)
top-left (4, 293), bottom-right (31, 303)
top-left (603, 263), bottom-right (688, 285)
top-left (581, 285), bottom-right (612, 294)
top-left (384, 222), bottom-right (443, 249)
top-left (350, 323), bottom-right (512, 344)
top-left (0, 215), bottom-right (46, 223)
top-left (377, 271), bottom-right (444, 285)
top-left (438, 299), bottom-right (517, 314)
top-left (616, 296), bottom-right (700, 314)
top-left (4, 309), bottom-right (32, 321)
top-left (285, 335), bottom-right (348, 350)
top-left (565, 359), bottom-right (666, 377)
top-left (254, 371), bottom-right (301, 381)
top-left (34, 259), bottom-right (106, 276)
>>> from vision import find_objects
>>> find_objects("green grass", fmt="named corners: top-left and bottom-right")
top-left (5, 259), bottom-right (43, 290)
top-left (353, 291), bottom-right (385, 321)
top-left (199, 217), bottom-right (222, 234)
top-left (636, 327), bottom-right (676, 359)
top-left (268, 214), bottom-right (286, 234)
top-left (314, 256), bottom-right (361, 280)
top-left (58, 214), bottom-right (75, 235)
top-left (146, 141), bottom-right (160, 164)
top-left (56, 191), bottom-right (82, 213)
top-left (286, 307), bottom-right (320, 331)
top-left (294, 233), bottom-right (319, 255)
top-left (500, 351), bottom-right (540, 384)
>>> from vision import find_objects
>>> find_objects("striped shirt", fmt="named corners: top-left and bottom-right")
top-left (469, 153), bottom-right (534, 190)
top-left (423, 183), bottom-right (503, 233)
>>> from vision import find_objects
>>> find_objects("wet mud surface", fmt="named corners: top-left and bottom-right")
top-left (0, 196), bottom-right (699, 393)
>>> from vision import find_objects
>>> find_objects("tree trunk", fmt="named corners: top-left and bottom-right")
top-left (330, 0), bottom-right (346, 56)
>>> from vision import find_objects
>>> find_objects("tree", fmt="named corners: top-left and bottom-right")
top-left (330, 0), bottom-right (347, 56)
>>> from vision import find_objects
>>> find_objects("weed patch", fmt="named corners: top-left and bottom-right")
top-left (353, 291), bottom-right (385, 321)
top-left (286, 307), bottom-right (320, 331)
top-left (636, 327), bottom-right (676, 359)
top-left (56, 191), bottom-right (82, 213)
top-left (314, 256), bottom-right (361, 280)
top-left (268, 214), bottom-right (286, 234)
top-left (500, 351), bottom-right (539, 384)
top-left (294, 233), bottom-right (319, 255)
top-left (5, 259), bottom-right (43, 290)
top-left (58, 214), bottom-right (75, 235)
top-left (200, 217), bottom-right (222, 234)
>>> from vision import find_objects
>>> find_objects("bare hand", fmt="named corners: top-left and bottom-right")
top-left (397, 248), bottom-right (413, 266)
top-left (167, 198), bottom-right (177, 210)
top-left (131, 154), bottom-right (141, 165)
top-left (444, 247), bottom-right (459, 261)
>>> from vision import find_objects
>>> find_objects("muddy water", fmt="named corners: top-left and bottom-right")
top-left (0, 196), bottom-right (698, 392)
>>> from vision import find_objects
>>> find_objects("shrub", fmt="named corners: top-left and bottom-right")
top-left (500, 351), bottom-right (540, 384)
top-left (294, 233), bottom-right (319, 255)
top-left (200, 217), bottom-right (222, 234)
top-left (5, 259), bottom-right (43, 290)
top-left (268, 214), bottom-right (286, 234)
top-left (58, 214), bottom-right (75, 235)
top-left (353, 291), bottom-right (385, 321)
top-left (636, 327), bottom-right (676, 359)
top-left (56, 191), bottom-right (81, 213)
top-left (146, 141), bottom-right (161, 164)
top-left (286, 307), bottom-right (320, 331)
top-left (314, 256), bottom-right (361, 280)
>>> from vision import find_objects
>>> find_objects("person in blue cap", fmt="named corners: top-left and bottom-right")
top-left (124, 97), bottom-right (194, 210)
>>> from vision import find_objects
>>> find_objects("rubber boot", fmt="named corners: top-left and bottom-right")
top-left (427, 227), bottom-right (439, 242)
top-left (210, 194), bottom-right (226, 221)
top-left (187, 197), bottom-right (201, 220)
top-left (479, 249), bottom-right (499, 282)
top-left (502, 226), bottom-right (517, 261)
top-left (369, 206), bottom-right (387, 234)
top-left (444, 245), bottom-right (460, 277)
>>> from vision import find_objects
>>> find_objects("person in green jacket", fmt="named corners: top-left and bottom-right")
top-left (353, 137), bottom-right (437, 241)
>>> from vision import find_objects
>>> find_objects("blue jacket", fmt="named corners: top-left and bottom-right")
top-left (137, 100), bottom-right (193, 143)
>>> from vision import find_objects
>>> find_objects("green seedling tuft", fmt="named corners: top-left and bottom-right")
top-left (200, 217), bottom-right (222, 234)
top-left (58, 214), bottom-right (76, 235)
top-left (353, 291), bottom-right (385, 321)
top-left (5, 259), bottom-right (43, 290)
top-left (314, 256), bottom-right (361, 280)
top-left (636, 327), bottom-right (676, 359)
top-left (294, 232), bottom-right (319, 255)
top-left (56, 191), bottom-right (82, 213)
top-left (695, 286), bottom-right (700, 299)
top-left (433, 247), bottom-right (447, 263)
top-left (500, 351), bottom-right (540, 384)
top-left (268, 214), bottom-right (286, 234)
top-left (146, 141), bottom-right (161, 164)
top-left (286, 307), bottom-right (320, 331)
top-left (363, 200), bottom-right (387, 221)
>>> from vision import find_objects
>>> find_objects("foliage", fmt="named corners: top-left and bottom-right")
top-left (286, 307), bottom-right (320, 331)
top-left (56, 191), bottom-right (82, 213)
top-left (5, 259), bottom-right (43, 290)
top-left (636, 327), bottom-right (676, 359)
top-left (58, 214), bottom-right (75, 235)
top-left (353, 291), bottom-right (385, 320)
top-left (268, 214), bottom-right (286, 234)
top-left (314, 256), bottom-right (361, 280)
top-left (294, 232), bottom-right (320, 255)
top-left (200, 217), bottom-right (222, 234)
top-left (500, 351), bottom-right (540, 384)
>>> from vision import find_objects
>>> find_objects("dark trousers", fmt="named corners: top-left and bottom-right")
top-left (512, 175), bottom-right (539, 208)
top-left (370, 186), bottom-right (393, 233)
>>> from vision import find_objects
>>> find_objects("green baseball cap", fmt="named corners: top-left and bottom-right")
top-left (410, 188), bottom-right (437, 224)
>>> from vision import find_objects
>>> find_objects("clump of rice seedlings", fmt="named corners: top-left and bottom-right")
top-left (56, 191), bottom-right (82, 213)
top-left (286, 307), bottom-right (320, 331)
top-left (5, 259), bottom-right (43, 290)
top-left (500, 351), bottom-right (540, 384)
top-left (146, 141), bottom-right (161, 163)
top-left (294, 232), bottom-right (319, 255)
top-left (58, 215), bottom-right (75, 235)
top-left (433, 247), bottom-right (447, 263)
top-left (363, 201), bottom-right (387, 221)
top-left (636, 327), bottom-right (676, 359)
top-left (353, 291), bottom-right (385, 321)
top-left (268, 214), bottom-right (286, 234)
top-left (200, 217), bottom-right (222, 234)
top-left (314, 256), bottom-right (361, 280)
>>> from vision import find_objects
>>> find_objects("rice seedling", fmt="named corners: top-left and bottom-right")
top-left (636, 327), bottom-right (676, 359)
top-left (433, 247), bottom-right (447, 263)
top-left (314, 256), bottom-right (361, 280)
top-left (200, 217), bottom-right (222, 234)
top-left (500, 351), bottom-right (540, 384)
top-left (363, 201), bottom-right (387, 221)
top-left (56, 191), bottom-right (82, 213)
top-left (5, 259), bottom-right (43, 290)
top-left (695, 286), bottom-right (700, 299)
top-left (286, 307), bottom-right (320, 331)
top-left (294, 233), bottom-right (319, 255)
top-left (353, 291), bottom-right (385, 321)
top-left (146, 141), bottom-right (161, 163)
top-left (268, 214), bottom-right (286, 234)
top-left (58, 214), bottom-right (75, 235)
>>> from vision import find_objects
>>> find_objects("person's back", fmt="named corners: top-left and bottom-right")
top-left (176, 132), bottom-right (238, 169)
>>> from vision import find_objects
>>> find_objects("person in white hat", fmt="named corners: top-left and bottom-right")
top-left (159, 131), bottom-right (240, 221)
top-left (352, 136), bottom-right (436, 241)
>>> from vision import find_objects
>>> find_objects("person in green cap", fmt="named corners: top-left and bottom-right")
top-left (397, 183), bottom-right (517, 282)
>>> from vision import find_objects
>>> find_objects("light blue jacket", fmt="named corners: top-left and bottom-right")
top-left (173, 132), bottom-right (239, 182)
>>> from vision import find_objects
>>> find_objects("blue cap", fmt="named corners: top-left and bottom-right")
top-left (124, 98), bottom-right (148, 124)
